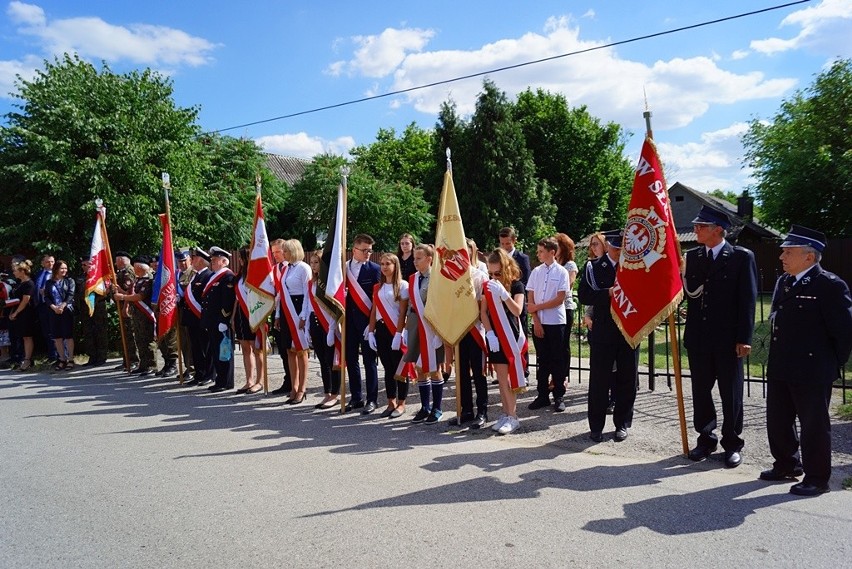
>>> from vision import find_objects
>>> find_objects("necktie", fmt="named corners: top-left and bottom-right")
top-left (783, 274), bottom-right (795, 293)
top-left (707, 249), bottom-right (714, 262)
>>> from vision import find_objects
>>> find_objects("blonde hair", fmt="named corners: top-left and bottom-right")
top-left (486, 248), bottom-right (520, 290)
top-left (15, 259), bottom-right (34, 277)
top-left (379, 253), bottom-right (403, 302)
top-left (283, 239), bottom-right (305, 263)
top-left (414, 243), bottom-right (434, 259)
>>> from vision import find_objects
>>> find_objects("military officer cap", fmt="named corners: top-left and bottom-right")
top-left (191, 248), bottom-right (211, 262)
top-left (208, 246), bottom-right (231, 259)
top-left (601, 229), bottom-right (624, 248)
top-left (175, 249), bottom-right (190, 261)
top-left (114, 250), bottom-right (131, 259)
top-left (131, 254), bottom-right (150, 266)
top-left (781, 225), bottom-right (826, 252)
top-left (691, 205), bottom-right (731, 229)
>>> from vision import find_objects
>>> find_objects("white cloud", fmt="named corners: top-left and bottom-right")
top-left (365, 17), bottom-right (797, 131)
top-left (255, 133), bottom-right (356, 159)
top-left (751, 0), bottom-right (852, 56)
top-left (0, 54), bottom-right (40, 98)
top-left (1, 1), bottom-right (219, 97)
top-left (656, 123), bottom-right (753, 191)
top-left (581, 9), bottom-right (595, 19)
top-left (731, 49), bottom-right (749, 60)
top-left (325, 27), bottom-right (435, 78)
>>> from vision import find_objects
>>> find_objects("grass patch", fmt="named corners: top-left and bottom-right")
top-left (835, 403), bottom-right (852, 421)
top-left (843, 477), bottom-right (852, 491)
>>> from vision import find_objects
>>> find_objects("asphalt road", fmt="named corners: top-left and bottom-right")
top-left (2, 360), bottom-right (850, 568)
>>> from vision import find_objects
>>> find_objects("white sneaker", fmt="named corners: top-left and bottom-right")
top-left (491, 414), bottom-right (507, 432)
top-left (497, 416), bottom-right (519, 435)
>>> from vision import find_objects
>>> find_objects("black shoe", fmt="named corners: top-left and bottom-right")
top-left (470, 412), bottom-right (488, 429)
top-left (614, 427), bottom-right (628, 442)
top-left (136, 368), bottom-right (152, 377)
top-left (344, 400), bottom-right (365, 413)
top-left (789, 482), bottom-right (829, 497)
top-left (589, 431), bottom-right (603, 443)
top-left (688, 444), bottom-right (716, 462)
top-left (759, 466), bottom-right (804, 481)
top-left (724, 451), bottom-right (743, 468)
top-left (424, 408), bottom-right (443, 424)
top-left (208, 385), bottom-right (228, 393)
top-left (361, 401), bottom-right (377, 415)
top-left (411, 407), bottom-right (431, 423)
top-left (528, 397), bottom-right (550, 410)
top-left (159, 366), bottom-right (177, 378)
top-left (553, 399), bottom-right (566, 412)
top-left (448, 412), bottom-right (475, 426)
top-left (605, 402), bottom-right (615, 415)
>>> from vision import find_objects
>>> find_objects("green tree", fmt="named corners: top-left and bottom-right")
top-left (288, 154), bottom-right (433, 252)
top-left (513, 88), bottom-right (634, 239)
top-left (743, 58), bottom-right (852, 236)
top-left (350, 123), bottom-right (435, 193)
top-left (450, 80), bottom-right (555, 251)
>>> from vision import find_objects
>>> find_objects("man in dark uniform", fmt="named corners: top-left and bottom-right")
top-left (175, 249), bottom-right (195, 380)
top-left (34, 254), bottom-right (59, 362)
top-left (114, 256), bottom-right (156, 376)
top-left (200, 247), bottom-right (236, 393)
top-left (683, 206), bottom-right (758, 468)
top-left (182, 248), bottom-right (214, 386)
top-left (153, 251), bottom-right (179, 379)
top-left (112, 251), bottom-right (139, 371)
top-left (76, 258), bottom-right (109, 366)
top-left (760, 225), bottom-right (852, 496)
top-left (344, 233), bottom-right (381, 413)
top-left (577, 229), bottom-right (639, 442)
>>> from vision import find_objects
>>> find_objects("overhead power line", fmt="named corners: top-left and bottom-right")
top-left (209, 0), bottom-right (812, 134)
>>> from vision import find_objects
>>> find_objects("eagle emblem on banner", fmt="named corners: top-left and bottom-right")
top-left (621, 206), bottom-right (669, 272)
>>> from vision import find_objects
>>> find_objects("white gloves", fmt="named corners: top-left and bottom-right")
top-left (430, 334), bottom-right (442, 349)
top-left (218, 323), bottom-right (228, 332)
top-left (486, 330), bottom-right (500, 352)
top-left (487, 279), bottom-right (510, 301)
top-left (363, 328), bottom-right (371, 341)
top-left (326, 328), bottom-right (335, 347)
top-left (402, 329), bottom-right (408, 345)
top-left (391, 332), bottom-right (402, 350)
top-left (367, 331), bottom-right (377, 352)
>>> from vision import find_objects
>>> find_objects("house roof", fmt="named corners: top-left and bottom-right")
top-left (264, 153), bottom-right (310, 186)
top-left (669, 181), bottom-right (782, 240)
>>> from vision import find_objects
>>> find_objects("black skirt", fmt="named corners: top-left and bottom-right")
top-left (233, 306), bottom-right (255, 341)
top-left (279, 295), bottom-right (305, 350)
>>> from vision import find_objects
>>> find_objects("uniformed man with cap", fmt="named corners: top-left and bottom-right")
top-left (577, 229), bottom-right (639, 443)
top-left (182, 248), bottom-right (214, 386)
top-left (760, 225), bottom-right (852, 496)
top-left (200, 246), bottom-right (236, 392)
top-left (683, 205), bottom-right (758, 468)
top-left (112, 251), bottom-right (139, 370)
top-left (114, 255), bottom-right (156, 376)
top-left (76, 257), bottom-right (109, 366)
top-left (153, 251), bottom-right (179, 379)
top-left (175, 248), bottom-right (195, 379)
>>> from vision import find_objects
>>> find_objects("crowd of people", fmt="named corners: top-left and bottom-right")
top-left (1, 208), bottom-right (849, 497)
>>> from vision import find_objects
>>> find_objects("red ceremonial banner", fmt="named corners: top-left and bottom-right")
top-left (157, 213), bottom-right (178, 339)
top-left (611, 137), bottom-right (684, 348)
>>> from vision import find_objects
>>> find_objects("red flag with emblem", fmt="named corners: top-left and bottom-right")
top-left (611, 137), bottom-right (683, 348)
top-left (156, 213), bottom-right (178, 339)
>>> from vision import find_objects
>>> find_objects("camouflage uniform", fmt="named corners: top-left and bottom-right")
top-left (130, 275), bottom-right (157, 372)
top-left (75, 273), bottom-right (109, 364)
top-left (114, 266), bottom-right (139, 365)
top-left (178, 266), bottom-right (196, 371)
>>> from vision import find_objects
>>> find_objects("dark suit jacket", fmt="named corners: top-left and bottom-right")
top-left (199, 271), bottom-right (235, 331)
top-left (512, 250), bottom-right (531, 285)
top-left (767, 264), bottom-right (852, 384)
top-left (346, 260), bottom-right (381, 333)
top-left (181, 267), bottom-right (211, 326)
top-left (683, 243), bottom-right (758, 351)
top-left (577, 255), bottom-right (624, 346)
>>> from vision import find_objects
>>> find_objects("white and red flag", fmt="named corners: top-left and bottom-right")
top-left (155, 213), bottom-right (178, 339)
top-left (84, 202), bottom-right (112, 316)
top-left (245, 191), bottom-right (277, 331)
top-left (611, 137), bottom-right (684, 348)
top-left (317, 182), bottom-right (346, 320)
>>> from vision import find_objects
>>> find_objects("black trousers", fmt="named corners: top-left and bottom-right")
top-left (532, 323), bottom-right (567, 400)
top-left (458, 331), bottom-right (487, 415)
top-left (687, 346), bottom-right (745, 452)
top-left (188, 324), bottom-right (214, 381)
top-left (375, 321), bottom-right (408, 401)
top-left (588, 341), bottom-right (638, 433)
top-left (346, 321), bottom-right (379, 404)
top-left (309, 317), bottom-right (340, 395)
top-left (767, 379), bottom-right (832, 486)
top-left (207, 326), bottom-right (234, 389)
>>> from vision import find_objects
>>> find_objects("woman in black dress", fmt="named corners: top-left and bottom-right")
top-left (396, 233), bottom-right (417, 282)
top-left (46, 260), bottom-right (76, 370)
top-left (7, 260), bottom-right (38, 370)
top-left (233, 248), bottom-right (264, 394)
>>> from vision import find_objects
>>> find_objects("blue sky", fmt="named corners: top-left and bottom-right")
top-left (1, 0), bottom-right (850, 195)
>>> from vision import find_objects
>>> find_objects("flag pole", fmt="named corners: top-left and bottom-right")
top-left (644, 103), bottom-right (689, 456)
top-left (447, 149), bottom-right (463, 422)
top-left (339, 165), bottom-right (349, 414)
top-left (162, 174), bottom-right (184, 384)
top-left (96, 199), bottom-right (129, 372)
top-left (256, 173), bottom-right (270, 396)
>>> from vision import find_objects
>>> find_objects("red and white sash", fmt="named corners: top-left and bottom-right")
top-left (235, 278), bottom-right (264, 346)
top-left (133, 300), bottom-right (156, 323)
top-left (185, 275), bottom-right (203, 318)
top-left (279, 265), bottom-right (308, 352)
top-left (409, 273), bottom-right (439, 376)
top-left (308, 284), bottom-right (341, 368)
top-left (485, 283), bottom-right (528, 392)
top-left (374, 283), bottom-right (416, 380)
top-left (346, 262), bottom-right (372, 317)
top-left (203, 267), bottom-right (233, 296)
